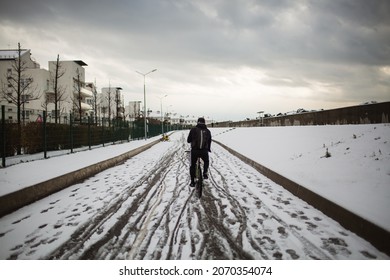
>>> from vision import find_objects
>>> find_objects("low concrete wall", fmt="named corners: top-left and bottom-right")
top-left (0, 139), bottom-right (161, 218)
top-left (214, 101), bottom-right (390, 127)
top-left (214, 140), bottom-right (390, 256)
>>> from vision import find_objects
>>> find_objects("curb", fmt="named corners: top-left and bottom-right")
top-left (214, 140), bottom-right (390, 256)
top-left (0, 139), bottom-right (161, 218)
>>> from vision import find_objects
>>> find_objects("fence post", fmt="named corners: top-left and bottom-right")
top-left (120, 120), bottom-right (124, 144)
top-left (88, 116), bottom-right (91, 150)
top-left (43, 110), bottom-right (47, 159)
top-left (130, 121), bottom-right (133, 141)
top-left (127, 121), bottom-right (130, 142)
top-left (112, 125), bottom-right (115, 145)
top-left (70, 113), bottom-right (74, 153)
top-left (1, 105), bottom-right (5, 167)
top-left (102, 125), bottom-right (105, 147)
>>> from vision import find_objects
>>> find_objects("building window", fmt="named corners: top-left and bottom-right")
top-left (20, 78), bottom-right (33, 89)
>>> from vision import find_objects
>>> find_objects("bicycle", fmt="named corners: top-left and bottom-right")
top-left (186, 150), bottom-right (203, 199)
top-left (194, 157), bottom-right (203, 198)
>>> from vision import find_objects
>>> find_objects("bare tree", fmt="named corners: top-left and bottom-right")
top-left (52, 54), bottom-right (66, 124)
top-left (91, 80), bottom-right (99, 125)
top-left (114, 87), bottom-right (123, 121)
top-left (90, 79), bottom-right (99, 125)
top-left (0, 42), bottom-right (40, 154)
top-left (106, 84), bottom-right (113, 127)
top-left (0, 43), bottom-right (40, 124)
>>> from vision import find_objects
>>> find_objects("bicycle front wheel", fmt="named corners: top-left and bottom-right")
top-left (196, 164), bottom-right (203, 198)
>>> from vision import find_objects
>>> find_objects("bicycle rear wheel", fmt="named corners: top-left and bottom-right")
top-left (195, 162), bottom-right (203, 198)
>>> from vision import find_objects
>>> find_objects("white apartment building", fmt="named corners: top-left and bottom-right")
top-left (0, 48), bottom-right (94, 124)
top-left (0, 49), bottom-right (49, 122)
top-left (126, 101), bottom-right (141, 121)
top-left (99, 86), bottom-right (124, 126)
top-left (48, 60), bottom-right (93, 123)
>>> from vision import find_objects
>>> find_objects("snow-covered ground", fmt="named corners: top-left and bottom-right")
top-left (0, 124), bottom-right (388, 261)
top-left (0, 136), bottom-right (161, 197)
top-left (210, 124), bottom-right (390, 232)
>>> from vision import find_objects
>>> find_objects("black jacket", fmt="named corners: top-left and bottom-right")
top-left (187, 123), bottom-right (212, 151)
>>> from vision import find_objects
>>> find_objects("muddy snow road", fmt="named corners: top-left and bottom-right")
top-left (0, 132), bottom-right (387, 260)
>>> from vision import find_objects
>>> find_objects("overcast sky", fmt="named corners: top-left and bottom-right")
top-left (1, 0), bottom-right (389, 121)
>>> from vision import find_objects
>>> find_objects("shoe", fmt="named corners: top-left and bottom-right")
top-left (190, 182), bottom-right (195, 187)
top-left (203, 173), bottom-right (208, 179)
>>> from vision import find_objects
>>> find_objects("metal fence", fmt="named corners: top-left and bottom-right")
top-left (0, 106), bottom-right (173, 167)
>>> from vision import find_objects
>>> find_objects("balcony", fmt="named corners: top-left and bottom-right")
top-left (80, 102), bottom-right (92, 111)
top-left (80, 87), bottom-right (93, 97)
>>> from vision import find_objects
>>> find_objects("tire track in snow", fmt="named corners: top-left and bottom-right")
top-left (78, 137), bottom-right (192, 260)
top-left (209, 143), bottom-right (329, 259)
top-left (48, 142), bottom-right (180, 259)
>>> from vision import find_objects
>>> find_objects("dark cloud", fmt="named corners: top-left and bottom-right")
top-left (0, 0), bottom-right (54, 22)
top-left (3, 0), bottom-right (388, 66)
top-left (1, 0), bottom-right (389, 119)
top-left (316, 0), bottom-right (390, 27)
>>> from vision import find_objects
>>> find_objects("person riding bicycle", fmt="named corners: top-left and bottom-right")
top-left (161, 134), bottom-right (169, 141)
top-left (187, 117), bottom-right (212, 187)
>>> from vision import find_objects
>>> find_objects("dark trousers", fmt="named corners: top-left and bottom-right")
top-left (190, 149), bottom-right (209, 182)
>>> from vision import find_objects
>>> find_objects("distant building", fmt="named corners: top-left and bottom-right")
top-left (1, 47), bottom-right (211, 127)
top-left (49, 60), bottom-right (93, 123)
top-left (0, 48), bottom-right (50, 123)
top-left (126, 101), bottom-right (141, 121)
top-left (0, 48), bottom-right (94, 124)
top-left (99, 86), bottom-right (124, 126)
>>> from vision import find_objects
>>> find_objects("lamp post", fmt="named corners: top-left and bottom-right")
top-left (158, 94), bottom-right (168, 135)
top-left (136, 69), bottom-right (157, 140)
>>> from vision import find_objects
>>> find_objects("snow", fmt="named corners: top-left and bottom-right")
top-left (0, 136), bottom-right (161, 196)
top-left (210, 124), bottom-right (390, 232)
top-left (0, 124), bottom-right (389, 261)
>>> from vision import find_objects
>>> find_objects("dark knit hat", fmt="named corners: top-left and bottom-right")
top-left (197, 117), bottom-right (205, 124)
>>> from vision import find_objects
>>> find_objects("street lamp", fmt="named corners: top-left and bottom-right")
top-left (136, 69), bottom-right (157, 140)
top-left (157, 94), bottom-right (168, 135)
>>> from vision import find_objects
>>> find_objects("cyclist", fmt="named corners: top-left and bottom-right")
top-left (187, 117), bottom-right (212, 187)
top-left (161, 134), bottom-right (169, 141)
